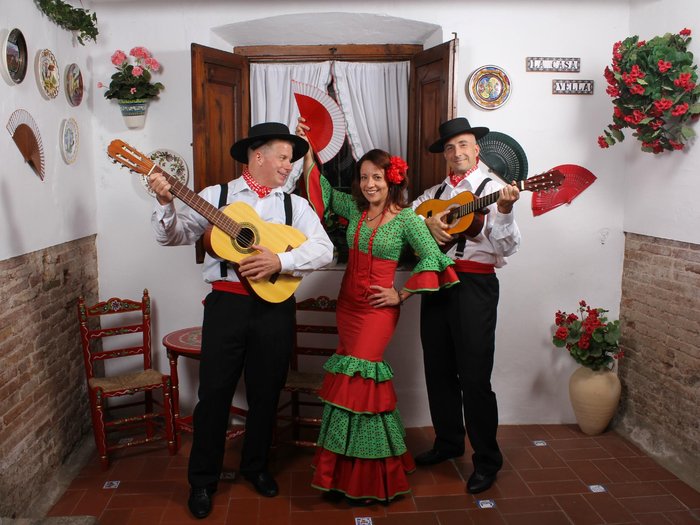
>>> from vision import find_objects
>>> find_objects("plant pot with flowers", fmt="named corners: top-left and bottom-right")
top-left (599, 28), bottom-right (700, 154)
top-left (99, 46), bottom-right (164, 129)
top-left (552, 300), bottom-right (623, 435)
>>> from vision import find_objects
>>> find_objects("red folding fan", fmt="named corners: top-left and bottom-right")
top-left (292, 80), bottom-right (346, 164)
top-left (531, 164), bottom-right (597, 216)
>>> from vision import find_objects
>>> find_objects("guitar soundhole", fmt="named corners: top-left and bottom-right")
top-left (232, 224), bottom-right (258, 254)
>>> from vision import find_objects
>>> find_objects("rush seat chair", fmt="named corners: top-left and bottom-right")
top-left (77, 289), bottom-right (176, 469)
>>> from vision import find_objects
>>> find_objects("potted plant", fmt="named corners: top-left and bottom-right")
top-left (99, 47), bottom-right (164, 129)
top-left (552, 300), bottom-right (623, 435)
top-left (598, 28), bottom-right (700, 154)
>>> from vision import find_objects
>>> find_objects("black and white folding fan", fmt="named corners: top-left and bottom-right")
top-left (292, 80), bottom-right (346, 164)
top-left (477, 131), bottom-right (528, 183)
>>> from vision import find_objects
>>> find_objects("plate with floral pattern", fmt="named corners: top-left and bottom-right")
top-left (142, 149), bottom-right (189, 197)
top-left (60, 118), bottom-right (79, 164)
top-left (467, 65), bottom-right (511, 110)
top-left (64, 63), bottom-right (84, 106)
top-left (36, 48), bottom-right (60, 99)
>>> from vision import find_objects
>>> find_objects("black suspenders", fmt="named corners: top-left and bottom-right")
top-left (218, 184), bottom-right (229, 278)
top-left (436, 177), bottom-right (491, 258)
top-left (218, 185), bottom-right (293, 278)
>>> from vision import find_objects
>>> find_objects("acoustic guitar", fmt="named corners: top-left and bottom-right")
top-left (415, 170), bottom-right (564, 237)
top-left (107, 139), bottom-right (306, 304)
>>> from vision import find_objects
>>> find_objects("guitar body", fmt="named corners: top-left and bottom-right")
top-left (206, 201), bottom-right (307, 304)
top-left (415, 192), bottom-right (486, 237)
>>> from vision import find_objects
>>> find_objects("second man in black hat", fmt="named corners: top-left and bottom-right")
top-left (412, 117), bottom-right (521, 494)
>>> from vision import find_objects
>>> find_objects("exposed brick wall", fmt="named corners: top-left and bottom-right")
top-left (0, 236), bottom-right (99, 518)
top-left (616, 232), bottom-right (699, 485)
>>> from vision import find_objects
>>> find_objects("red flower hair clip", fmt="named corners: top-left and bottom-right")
top-left (386, 156), bottom-right (408, 184)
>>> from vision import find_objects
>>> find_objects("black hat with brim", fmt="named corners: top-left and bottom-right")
top-left (428, 117), bottom-right (490, 153)
top-left (230, 122), bottom-right (309, 164)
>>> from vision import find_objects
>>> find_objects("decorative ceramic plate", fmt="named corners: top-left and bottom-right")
top-left (142, 149), bottom-right (189, 197)
top-left (1, 28), bottom-right (28, 85)
top-left (60, 118), bottom-right (79, 164)
top-left (64, 63), bottom-right (84, 107)
top-left (467, 65), bottom-right (511, 110)
top-left (36, 48), bottom-right (60, 99)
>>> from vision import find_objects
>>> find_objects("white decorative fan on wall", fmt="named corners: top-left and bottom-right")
top-left (292, 80), bottom-right (346, 164)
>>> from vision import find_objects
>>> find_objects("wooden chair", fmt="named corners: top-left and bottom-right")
top-left (276, 295), bottom-right (338, 447)
top-left (77, 289), bottom-right (177, 469)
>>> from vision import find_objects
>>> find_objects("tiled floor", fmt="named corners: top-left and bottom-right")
top-left (47, 425), bottom-right (699, 525)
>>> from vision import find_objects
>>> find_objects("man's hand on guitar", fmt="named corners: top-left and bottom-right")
top-left (238, 245), bottom-right (282, 281)
top-left (497, 183), bottom-right (520, 214)
top-left (148, 170), bottom-right (174, 206)
top-left (425, 210), bottom-right (453, 246)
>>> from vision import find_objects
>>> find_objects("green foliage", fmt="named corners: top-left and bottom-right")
top-left (35, 0), bottom-right (98, 45)
top-left (552, 301), bottom-right (622, 371)
top-left (599, 28), bottom-right (699, 154)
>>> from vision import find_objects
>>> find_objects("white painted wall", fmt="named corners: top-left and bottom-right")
top-left (0, 1), bottom-right (96, 261)
top-left (4, 1), bottom-right (697, 427)
top-left (625, 0), bottom-right (700, 244)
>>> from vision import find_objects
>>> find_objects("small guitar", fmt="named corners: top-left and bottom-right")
top-left (107, 139), bottom-right (306, 304)
top-left (415, 170), bottom-right (564, 237)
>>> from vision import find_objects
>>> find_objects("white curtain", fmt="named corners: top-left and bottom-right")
top-left (332, 61), bottom-right (409, 161)
top-left (250, 62), bottom-right (332, 192)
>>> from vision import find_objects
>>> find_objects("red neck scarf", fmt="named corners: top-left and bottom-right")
top-left (242, 169), bottom-right (272, 198)
top-left (449, 158), bottom-right (480, 187)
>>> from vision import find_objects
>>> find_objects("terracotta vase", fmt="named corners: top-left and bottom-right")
top-left (568, 366), bottom-right (621, 435)
top-left (118, 99), bottom-right (149, 129)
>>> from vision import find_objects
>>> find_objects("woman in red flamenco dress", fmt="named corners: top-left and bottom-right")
top-left (296, 120), bottom-right (458, 504)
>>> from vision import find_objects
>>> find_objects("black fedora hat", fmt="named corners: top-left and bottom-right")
top-left (428, 117), bottom-right (490, 153)
top-left (230, 122), bottom-right (309, 164)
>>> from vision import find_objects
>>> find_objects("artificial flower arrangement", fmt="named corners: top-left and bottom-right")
top-left (552, 300), bottom-right (622, 371)
top-left (598, 28), bottom-right (700, 153)
top-left (100, 47), bottom-right (164, 101)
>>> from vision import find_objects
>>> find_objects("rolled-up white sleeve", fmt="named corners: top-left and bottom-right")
top-left (151, 188), bottom-right (213, 246)
top-left (279, 195), bottom-right (334, 276)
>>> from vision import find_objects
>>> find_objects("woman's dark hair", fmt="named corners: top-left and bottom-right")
top-left (350, 149), bottom-right (409, 211)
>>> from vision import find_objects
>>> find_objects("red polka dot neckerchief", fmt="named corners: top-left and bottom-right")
top-left (449, 158), bottom-right (480, 187)
top-left (242, 168), bottom-right (272, 198)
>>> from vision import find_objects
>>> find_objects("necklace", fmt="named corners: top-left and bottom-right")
top-left (365, 207), bottom-right (386, 222)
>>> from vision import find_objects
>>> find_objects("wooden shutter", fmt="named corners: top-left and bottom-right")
top-left (407, 38), bottom-right (457, 199)
top-left (190, 43), bottom-right (249, 262)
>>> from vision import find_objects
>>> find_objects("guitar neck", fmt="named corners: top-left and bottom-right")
top-left (455, 180), bottom-right (525, 219)
top-left (153, 166), bottom-right (240, 237)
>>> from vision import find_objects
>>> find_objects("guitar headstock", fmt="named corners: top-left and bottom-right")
top-left (107, 139), bottom-right (154, 176)
top-left (524, 169), bottom-right (565, 192)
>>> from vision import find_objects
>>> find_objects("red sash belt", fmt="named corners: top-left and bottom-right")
top-left (453, 260), bottom-right (495, 274)
top-left (211, 280), bottom-right (249, 295)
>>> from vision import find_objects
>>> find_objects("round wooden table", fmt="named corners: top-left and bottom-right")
top-left (162, 326), bottom-right (246, 440)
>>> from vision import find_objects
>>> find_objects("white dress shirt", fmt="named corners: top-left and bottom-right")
top-left (151, 177), bottom-right (333, 283)
top-left (412, 164), bottom-right (521, 268)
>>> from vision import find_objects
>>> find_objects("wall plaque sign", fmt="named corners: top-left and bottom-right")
top-left (552, 79), bottom-right (594, 94)
top-left (526, 57), bottom-right (580, 72)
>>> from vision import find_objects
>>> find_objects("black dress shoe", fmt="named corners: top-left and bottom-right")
top-left (188, 487), bottom-right (213, 519)
top-left (467, 471), bottom-right (497, 494)
top-left (414, 448), bottom-right (462, 466)
top-left (243, 471), bottom-right (279, 497)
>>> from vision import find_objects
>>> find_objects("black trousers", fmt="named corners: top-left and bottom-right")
top-left (420, 271), bottom-right (503, 476)
top-left (187, 290), bottom-right (295, 490)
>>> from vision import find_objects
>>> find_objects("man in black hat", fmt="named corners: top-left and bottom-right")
top-left (148, 122), bottom-right (333, 518)
top-left (411, 117), bottom-right (521, 494)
